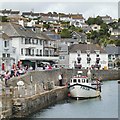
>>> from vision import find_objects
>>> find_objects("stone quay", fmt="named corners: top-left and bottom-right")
top-left (0, 69), bottom-right (120, 119)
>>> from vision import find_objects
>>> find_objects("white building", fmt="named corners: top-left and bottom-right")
top-left (69, 44), bottom-right (108, 69)
top-left (0, 32), bottom-right (16, 71)
top-left (2, 22), bottom-right (59, 69)
top-left (90, 24), bottom-right (101, 32)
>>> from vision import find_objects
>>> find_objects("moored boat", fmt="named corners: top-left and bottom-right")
top-left (68, 70), bottom-right (102, 100)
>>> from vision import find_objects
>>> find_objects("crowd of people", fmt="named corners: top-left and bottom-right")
top-left (0, 61), bottom-right (60, 87)
top-left (0, 63), bottom-right (34, 86)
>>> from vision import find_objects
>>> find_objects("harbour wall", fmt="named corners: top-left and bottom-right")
top-left (1, 69), bottom-right (120, 119)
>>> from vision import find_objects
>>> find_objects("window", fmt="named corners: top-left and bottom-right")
top-left (2, 53), bottom-right (6, 57)
top-left (32, 49), bottom-right (34, 55)
top-left (40, 50), bottom-right (42, 56)
top-left (87, 54), bottom-right (90, 57)
top-left (4, 41), bottom-right (9, 47)
top-left (86, 79), bottom-right (89, 83)
top-left (59, 56), bottom-right (65, 60)
top-left (36, 39), bottom-right (38, 44)
top-left (21, 48), bottom-right (23, 55)
top-left (82, 79), bottom-right (85, 83)
top-left (36, 49), bottom-right (39, 55)
top-left (7, 54), bottom-right (10, 57)
top-left (73, 79), bottom-right (77, 83)
top-left (40, 40), bottom-right (42, 45)
top-left (21, 38), bottom-right (25, 44)
top-left (96, 54), bottom-right (99, 57)
top-left (78, 79), bottom-right (80, 83)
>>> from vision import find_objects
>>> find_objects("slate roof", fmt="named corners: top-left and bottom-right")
top-left (69, 44), bottom-right (107, 53)
top-left (2, 22), bottom-right (42, 39)
top-left (104, 45), bottom-right (120, 55)
top-left (0, 32), bottom-right (11, 40)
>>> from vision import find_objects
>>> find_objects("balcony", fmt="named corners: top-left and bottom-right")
top-left (24, 44), bottom-right (36, 48)
top-left (19, 54), bottom-right (59, 61)
top-left (44, 44), bottom-right (57, 49)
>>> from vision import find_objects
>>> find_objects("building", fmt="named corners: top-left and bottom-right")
top-left (101, 15), bottom-right (113, 24)
top-left (90, 24), bottom-right (101, 32)
top-left (110, 29), bottom-right (120, 40)
top-left (57, 38), bottom-right (79, 68)
top-left (22, 11), bottom-right (40, 19)
top-left (0, 32), bottom-right (16, 71)
top-left (70, 14), bottom-right (85, 27)
top-left (0, 9), bottom-right (20, 16)
top-left (69, 44), bottom-right (108, 69)
top-left (2, 22), bottom-right (59, 69)
top-left (72, 31), bottom-right (87, 43)
top-left (104, 44), bottom-right (120, 69)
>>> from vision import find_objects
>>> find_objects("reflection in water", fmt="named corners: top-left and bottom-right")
top-left (30, 81), bottom-right (118, 118)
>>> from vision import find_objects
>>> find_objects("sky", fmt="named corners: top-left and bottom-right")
top-left (0, 0), bottom-right (119, 19)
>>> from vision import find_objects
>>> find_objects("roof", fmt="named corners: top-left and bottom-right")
top-left (104, 45), bottom-right (120, 54)
top-left (71, 14), bottom-right (84, 19)
top-left (0, 32), bottom-right (11, 40)
top-left (69, 44), bottom-right (107, 53)
top-left (2, 22), bottom-right (38, 38)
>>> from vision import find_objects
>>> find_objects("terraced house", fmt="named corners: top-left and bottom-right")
top-left (2, 22), bottom-right (59, 70)
top-left (0, 31), bottom-right (16, 71)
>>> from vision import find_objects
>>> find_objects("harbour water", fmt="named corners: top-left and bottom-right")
top-left (30, 80), bottom-right (118, 118)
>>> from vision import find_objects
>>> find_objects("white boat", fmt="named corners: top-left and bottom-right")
top-left (68, 70), bottom-right (102, 99)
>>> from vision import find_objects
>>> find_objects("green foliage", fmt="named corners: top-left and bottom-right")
top-left (86, 16), bottom-right (103, 25)
top-left (60, 29), bottom-right (72, 38)
top-left (115, 40), bottom-right (120, 46)
top-left (108, 21), bottom-right (119, 29)
top-left (0, 16), bottom-right (8, 22)
top-left (43, 23), bottom-right (50, 29)
top-left (118, 18), bottom-right (120, 22)
top-left (69, 25), bottom-right (83, 32)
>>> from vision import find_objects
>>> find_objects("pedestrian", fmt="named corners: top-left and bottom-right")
top-left (5, 70), bottom-right (10, 86)
top-left (58, 74), bottom-right (63, 86)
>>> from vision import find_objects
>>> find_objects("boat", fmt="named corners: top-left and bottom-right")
top-left (68, 69), bottom-right (102, 99)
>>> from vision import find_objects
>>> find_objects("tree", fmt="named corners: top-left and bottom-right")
top-left (60, 29), bottom-right (72, 38)
top-left (95, 16), bottom-right (103, 25)
top-left (86, 16), bottom-right (103, 25)
top-left (86, 17), bottom-right (95, 25)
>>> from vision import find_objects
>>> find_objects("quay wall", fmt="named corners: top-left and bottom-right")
top-left (11, 86), bottom-right (68, 118)
top-left (7, 69), bottom-right (120, 87)
top-left (1, 69), bottom-right (120, 119)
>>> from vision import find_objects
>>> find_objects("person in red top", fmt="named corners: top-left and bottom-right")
top-left (48, 65), bottom-right (52, 70)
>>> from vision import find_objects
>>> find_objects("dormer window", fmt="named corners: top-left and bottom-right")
top-left (86, 50), bottom-right (90, 55)
top-left (87, 54), bottom-right (90, 57)
top-left (96, 54), bottom-right (99, 57)
top-left (95, 50), bottom-right (100, 55)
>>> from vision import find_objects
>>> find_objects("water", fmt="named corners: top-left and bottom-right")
top-left (30, 81), bottom-right (118, 118)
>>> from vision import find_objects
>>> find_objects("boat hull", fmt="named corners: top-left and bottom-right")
top-left (68, 84), bottom-right (100, 99)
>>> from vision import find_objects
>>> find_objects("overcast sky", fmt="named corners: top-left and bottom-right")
top-left (0, 0), bottom-right (119, 19)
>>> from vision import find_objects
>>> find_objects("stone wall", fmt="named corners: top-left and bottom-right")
top-left (1, 69), bottom-right (120, 119)
top-left (8, 69), bottom-right (120, 88)
top-left (11, 86), bottom-right (68, 118)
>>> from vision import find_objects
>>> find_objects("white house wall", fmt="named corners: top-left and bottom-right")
top-left (69, 53), bottom-right (108, 69)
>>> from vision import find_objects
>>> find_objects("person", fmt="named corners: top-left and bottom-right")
top-left (58, 74), bottom-right (63, 86)
top-left (5, 70), bottom-right (10, 86)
